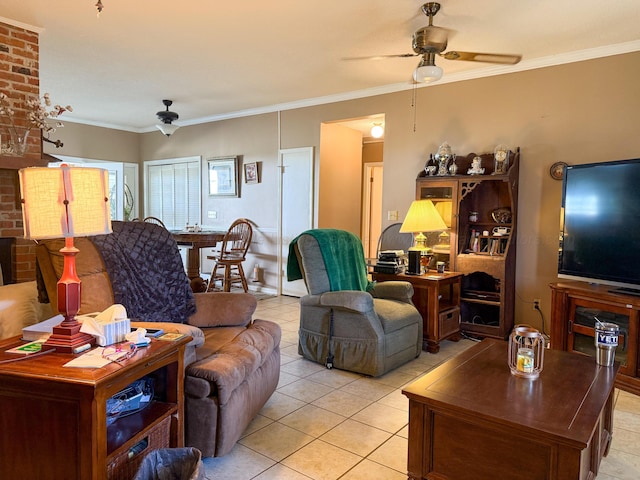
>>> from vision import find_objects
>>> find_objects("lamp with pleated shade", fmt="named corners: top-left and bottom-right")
top-left (399, 199), bottom-right (448, 250)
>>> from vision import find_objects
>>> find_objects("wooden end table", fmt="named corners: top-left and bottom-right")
top-left (372, 270), bottom-right (463, 353)
top-left (402, 338), bottom-right (618, 480)
top-left (0, 335), bottom-right (190, 480)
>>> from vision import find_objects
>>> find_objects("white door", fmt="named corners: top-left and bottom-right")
top-left (280, 147), bottom-right (314, 297)
top-left (362, 162), bottom-right (383, 259)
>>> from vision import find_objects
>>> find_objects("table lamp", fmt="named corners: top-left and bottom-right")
top-left (399, 200), bottom-right (448, 274)
top-left (19, 166), bottom-right (112, 353)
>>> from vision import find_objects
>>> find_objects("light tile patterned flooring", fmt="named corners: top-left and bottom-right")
top-left (200, 295), bottom-right (640, 479)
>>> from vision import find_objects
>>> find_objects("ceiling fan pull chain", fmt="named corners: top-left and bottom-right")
top-left (412, 82), bottom-right (418, 133)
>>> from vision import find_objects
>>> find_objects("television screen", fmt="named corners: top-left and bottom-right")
top-left (559, 158), bottom-right (640, 293)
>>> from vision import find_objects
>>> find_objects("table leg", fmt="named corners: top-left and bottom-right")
top-left (185, 247), bottom-right (201, 280)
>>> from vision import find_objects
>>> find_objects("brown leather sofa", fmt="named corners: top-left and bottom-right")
top-left (36, 221), bottom-right (281, 457)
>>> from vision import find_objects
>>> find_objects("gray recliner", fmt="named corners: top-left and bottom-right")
top-left (290, 230), bottom-right (423, 377)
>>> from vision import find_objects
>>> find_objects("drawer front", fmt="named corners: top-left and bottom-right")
top-left (439, 307), bottom-right (461, 339)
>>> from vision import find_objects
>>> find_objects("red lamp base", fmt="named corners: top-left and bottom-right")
top-left (41, 238), bottom-right (96, 354)
top-left (41, 322), bottom-right (95, 354)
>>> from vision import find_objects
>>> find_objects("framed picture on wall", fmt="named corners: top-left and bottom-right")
top-left (208, 156), bottom-right (239, 196)
top-left (244, 162), bottom-right (259, 184)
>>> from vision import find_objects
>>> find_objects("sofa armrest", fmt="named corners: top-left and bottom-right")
top-left (131, 321), bottom-right (204, 366)
top-left (369, 281), bottom-right (415, 303)
top-left (130, 321), bottom-right (205, 348)
top-left (187, 292), bottom-right (256, 328)
top-left (185, 319), bottom-right (281, 404)
top-left (301, 291), bottom-right (374, 313)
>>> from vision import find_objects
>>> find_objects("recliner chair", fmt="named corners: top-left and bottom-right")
top-left (289, 229), bottom-right (423, 377)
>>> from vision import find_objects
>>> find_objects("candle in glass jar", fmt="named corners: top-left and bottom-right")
top-left (517, 348), bottom-right (534, 373)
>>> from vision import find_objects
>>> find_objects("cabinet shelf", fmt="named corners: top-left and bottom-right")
top-left (462, 297), bottom-right (501, 306)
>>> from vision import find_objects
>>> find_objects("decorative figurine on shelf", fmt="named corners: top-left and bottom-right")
top-left (424, 154), bottom-right (436, 176)
top-left (435, 141), bottom-right (454, 176)
top-left (492, 145), bottom-right (510, 175)
top-left (448, 154), bottom-right (458, 175)
top-left (467, 156), bottom-right (485, 175)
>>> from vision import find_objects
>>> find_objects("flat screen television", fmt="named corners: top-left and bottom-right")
top-left (559, 158), bottom-right (640, 295)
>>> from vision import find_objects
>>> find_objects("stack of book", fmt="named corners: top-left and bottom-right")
top-left (373, 250), bottom-right (405, 274)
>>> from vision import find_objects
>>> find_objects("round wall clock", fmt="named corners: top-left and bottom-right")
top-left (550, 161), bottom-right (568, 180)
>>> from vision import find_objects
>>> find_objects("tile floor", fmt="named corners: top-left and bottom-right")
top-left (200, 295), bottom-right (640, 479)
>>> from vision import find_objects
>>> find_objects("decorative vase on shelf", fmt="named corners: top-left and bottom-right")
top-left (448, 154), bottom-right (458, 175)
top-left (1, 128), bottom-right (30, 156)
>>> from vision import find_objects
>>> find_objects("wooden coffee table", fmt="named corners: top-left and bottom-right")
top-left (402, 338), bottom-right (618, 480)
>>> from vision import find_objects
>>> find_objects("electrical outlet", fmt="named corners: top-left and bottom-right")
top-left (533, 298), bottom-right (541, 311)
top-left (387, 210), bottom-right (399, 221)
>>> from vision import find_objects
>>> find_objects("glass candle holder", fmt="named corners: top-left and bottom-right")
top-left (508, 324), bottom-right (545, 379)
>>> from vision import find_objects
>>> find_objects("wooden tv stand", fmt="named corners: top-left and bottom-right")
top-left (0, 335), bottom-right (189, 479)
top-left (550, 280), bottom-right (640, 396)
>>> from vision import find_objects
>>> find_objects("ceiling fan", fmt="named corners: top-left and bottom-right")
top-left (352, 2), bottom-right (522, 83)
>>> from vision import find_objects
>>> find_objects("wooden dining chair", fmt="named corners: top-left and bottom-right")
top-left (206, 218), bottom-right (253, 292)
top-left (143, 216), bottom-right (167, 229)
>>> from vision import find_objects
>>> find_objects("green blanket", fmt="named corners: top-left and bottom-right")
top-left (287, 229), bottom-right (374, 292)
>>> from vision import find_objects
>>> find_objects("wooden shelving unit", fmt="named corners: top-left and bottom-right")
top-left (415, 148), bottom-right (520, 339)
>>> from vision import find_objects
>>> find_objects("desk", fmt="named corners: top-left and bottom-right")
top-left (0, 335), bottom-right (190, 480)
top-left (402, 339), bottom-right (618, 480)
top-left (371, 271), bottom-right (463, 353)
top-left (171, 231), bottom-right (225, 280)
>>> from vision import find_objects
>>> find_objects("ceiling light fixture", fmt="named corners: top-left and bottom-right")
top-left (156, 99), bottom-right (180, 137)
top-left (95, 0), bottom-right (104, 16)
top-left (370, 123), bottom-right (384, 139)
top-left (413, 52), bottom-right (443, 84)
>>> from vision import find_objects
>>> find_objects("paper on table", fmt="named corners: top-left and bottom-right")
top-left (63, 348), bottom-right (112, 368)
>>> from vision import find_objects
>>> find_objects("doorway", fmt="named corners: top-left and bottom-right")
top-left (319, 115), bottom-right (385, 247)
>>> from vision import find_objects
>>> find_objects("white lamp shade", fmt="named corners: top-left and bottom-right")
top-left (399, 199), bottom-right (448, 233)
top-left (156, 123), bottom-right (180, 136)
top-left (19, 166), bottom-right (112, 239)
top-left (413, 64), bottom-right (443, 83)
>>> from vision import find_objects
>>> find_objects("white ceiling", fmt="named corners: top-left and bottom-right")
top-left (1, 1), bottom-right (639, 133)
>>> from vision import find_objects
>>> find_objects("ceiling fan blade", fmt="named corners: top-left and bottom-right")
top-left (342, 53), bottom-right (418, 61)
top-left (441, 51), bottom-right (522, 64)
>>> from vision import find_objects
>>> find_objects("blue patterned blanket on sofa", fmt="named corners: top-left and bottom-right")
top-left (89, 221), bottom-right (196, 324)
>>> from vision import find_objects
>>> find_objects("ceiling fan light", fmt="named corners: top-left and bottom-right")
top-left (370, 124), bottom-right (384, 138)
top-left (155, 99), bottom-right (180, 136)
top-left (156, 123), bottom-right (180, 137)
top-left (413, 64), bottom-right (443, 83)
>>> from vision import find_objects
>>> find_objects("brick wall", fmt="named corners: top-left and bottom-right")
top-left (0, 21), bottom-right (41, 283)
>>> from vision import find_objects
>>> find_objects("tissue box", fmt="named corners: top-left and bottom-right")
top-left (98, 318), bottom-right (131, 346)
